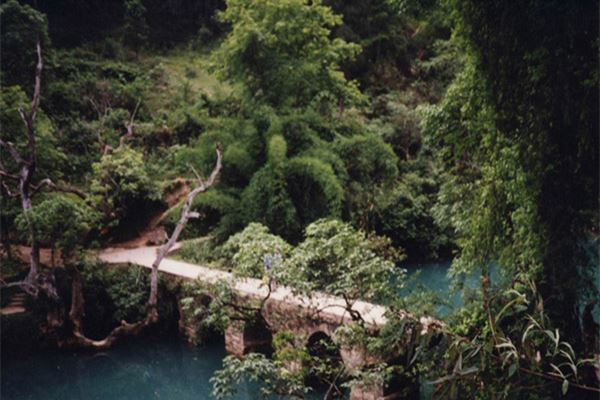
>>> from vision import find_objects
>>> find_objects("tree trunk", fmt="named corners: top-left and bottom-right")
top-left (147, 145), bottom-right (222, 311)
top-left (1, 42), bottom-right (43, 289)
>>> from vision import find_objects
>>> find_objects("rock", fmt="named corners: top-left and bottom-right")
top-left (145, 227), bottom-right (168, 246)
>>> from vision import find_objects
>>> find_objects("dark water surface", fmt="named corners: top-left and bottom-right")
top-left (1, 337), bottom-right (264, 400)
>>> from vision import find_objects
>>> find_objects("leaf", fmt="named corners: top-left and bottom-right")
top-left (508, 363), bottom-right (517, 377)
top-left (549, 363), bottom-right (565, 379)
top-left (521, 323), bottom-right (535, 345)
top-left (561, 379), bottom-right (569, 395)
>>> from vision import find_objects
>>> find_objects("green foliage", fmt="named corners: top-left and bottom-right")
top-left (80, 260), bottom-right (149, 327)
top-left (122, 0), bottom-right (149, 52)
top-left (368, 91), bottom-right (425, 159)
top-left (373, 171), bottom-right (453, 260)
top-left (0, 85), bottom-right (67, 238)
top-left (212, 0), bottom-right (363, 109)
top-left (334, 134), bottom-right (398, 229)
top-left (90, 146), bottom-right (161, 232)
top-left (440, 0), bottom-right (599, 339)
top-left (335, 134), bottom-right (398, 186)
top-left (221, 223), bottom-right (292, 278)
top-left (0, 0), bottom-right (51, 89)
top-left (241, 165), bottom-right (300, 241)
top-left (281, 219), bottom-right (404, 301)
top-left (266, 134), bottom-right (287, 167)
top-left (177, 238), bottom-right (223, 267)
top-left (15, 195), bottom-right (98, 260)
top-left (104, 266), bottom-right (149, 323)
top-left (0, 86), bottom-right (66, 179)
top-left (164, 189), bottom-right (239, 240)
top-left (325, 0), bottom-right (454, 93)
top-left (431, 273), bottom-right (597, 399)
top-left (222, 144), bottom-right (255, 186)
top-left (284, 156), bottom-right (344, 227)
top-left (181, 280), bottom-right (234, 336)
top-left (211, 353), bottom-right (308, 399)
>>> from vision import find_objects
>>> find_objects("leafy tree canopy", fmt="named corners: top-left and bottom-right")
top-left (212, 0), bottom-right (363, 109)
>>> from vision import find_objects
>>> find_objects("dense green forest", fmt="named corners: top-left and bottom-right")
top-left (1, 0), bottom-right (598, 399)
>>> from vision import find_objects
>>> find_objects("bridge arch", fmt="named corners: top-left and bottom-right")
top-left (305, 331), bottom-right (344, 394)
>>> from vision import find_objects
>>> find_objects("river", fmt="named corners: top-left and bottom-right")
top-left (1, 336), bottom-right (265, 400)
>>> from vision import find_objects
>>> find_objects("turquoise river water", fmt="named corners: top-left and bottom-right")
top-left (2, 337), bottom-right (264, 400)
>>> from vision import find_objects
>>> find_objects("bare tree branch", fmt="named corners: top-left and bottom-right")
top-left (67, 268), bottom-right (153, 349)
top-left (30, 42), bottom-right (43, 122)
top-left (0, 139), bottom-right (25, 165)
top-left (30, 178), bottom-right (87, 199)
top-left (0, 168), bottom-right (20, 181)
top-left (148, 144), bottom-right (223, 311)
top-left (1, 180), bottom-right (16, 197)
top-left (119, 99), bottom-right (141, 147)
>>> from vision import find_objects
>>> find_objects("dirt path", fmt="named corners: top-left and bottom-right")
top-left (111, 178), bottom-right (190, 249)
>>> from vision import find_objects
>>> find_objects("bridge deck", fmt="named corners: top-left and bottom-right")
top-left (99, 246), bottom-right (387, 326)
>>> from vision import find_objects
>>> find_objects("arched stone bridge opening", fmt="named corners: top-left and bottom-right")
top-left (218, 292), bottom-right (417, 400)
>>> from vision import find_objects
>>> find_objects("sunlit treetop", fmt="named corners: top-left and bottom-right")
top-left (212, 0), bottom-right (363, 110)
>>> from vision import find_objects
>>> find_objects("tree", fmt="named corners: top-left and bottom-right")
top-left (69, 146), bottom-right (223, 348)
top-left (122, 0), bottom-right (149, 53)
top-left (0, 0), bottom-right (51, 89)
top-left (240, 135), bottom-right (300, 240)
top-left (282, 219), bottom-right (404, 309)
top-left (1, 42), bottom-right (50, 290)
top-left (212, 0), bottom-right (362, 109)
top-left (334, 134), bottom-right (398, 230)
top-left (14, 194), bottom-right (97, 265)
top-left (220, 222), bottom-right (292, 278)
top-left (434, 0), bottom-right (599, 341)
top-left (90, 146), bottom-right (160, 237)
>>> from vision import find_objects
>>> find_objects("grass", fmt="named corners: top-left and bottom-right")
top-left (139, 46), bottom-right (234, 113)
top-left (174, 237), bottom-right (229, 271)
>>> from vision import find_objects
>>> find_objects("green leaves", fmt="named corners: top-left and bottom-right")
top-left (15, 194), bottom-right (98, 259)
top-left (212, 0), bottom-right (362, 109)
top-left (90, 146), bottom-right (160, 231)
top-left (0, 0), bottom-right (51, 89)
top-left (221, 223), bottom-right (292, 278)
top-left (281, 218), bottom-right (404, 301)
top-left (211, 352), bottom-right (309, 399)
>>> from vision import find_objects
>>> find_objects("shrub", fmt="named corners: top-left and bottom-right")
top-left (282, 219), bottom-right (404, 301)
top-left (15, 195), bottom-right (98, 260)
top-left (163, 189), bottom-right (239, 240)
top-left (241, 165), bottom-right (300, 241)
top-left (220, 223), bottom-right (292, 278)
top-left (90, 146), bottom-right (161, 236)
top-left (284, 156), bottom-right (344, 225)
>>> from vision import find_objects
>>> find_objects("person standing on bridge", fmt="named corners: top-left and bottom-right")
top-left (263, 247), bottom-right (282, 290)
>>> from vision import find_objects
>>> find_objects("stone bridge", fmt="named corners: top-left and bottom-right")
top-left (100, 245), bottom-right (439, 399)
